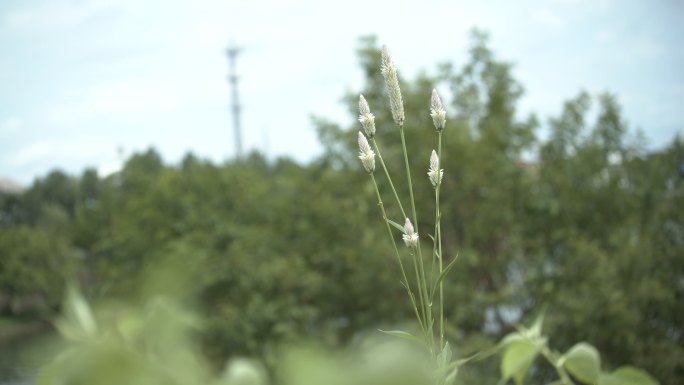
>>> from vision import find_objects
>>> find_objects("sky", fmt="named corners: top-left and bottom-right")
top-left (0, 0), bottom-right (682, 185)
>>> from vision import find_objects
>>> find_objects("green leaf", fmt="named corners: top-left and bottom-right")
top-left (501, 339), bottom-right (542, 385)
top-left (67, 286), bottom-right (97, 334)
top-left (528, 311), bottom-right (545, 338)
top-left (444, 345), bottom-right (502, 373)
top-left (378, 329), bottom-right (425, 345)
top-left (55, 285), bottom-right (97, 340)
top-left (431, 253), bottom-right (459, 297)
top-left (438, 342), bottom-right (452, 369)
top-left (445, 367), bottom-right (458, 385)
top-left (386, 219), bottom-right (404, 232)
top-left (562, 342), bottom-right (601, 384)
top-left (598, 366), bottom-right (659, 385)
top-left (498, 332), bottom-right (525, 348)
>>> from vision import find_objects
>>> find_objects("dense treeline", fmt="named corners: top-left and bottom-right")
top-left (1, 33), bottom-right (682, 384)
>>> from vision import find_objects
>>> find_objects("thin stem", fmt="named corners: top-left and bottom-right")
top-left (399, 126), bottom-right (419, 254)
top-left (371, 138), bottom-right (407, 219)
top-left (409, 248), bottom-right (430, 344)
top-left (399, 125), bottom-right (434, 356)
top-left (370, 173), bottom-right (425, 333)
top-left (541, 346), bottom-right (574, 385)
top-left (437, 132), bottom-right (444, 350)
top-left (434, 182), bottom-right (443, 349)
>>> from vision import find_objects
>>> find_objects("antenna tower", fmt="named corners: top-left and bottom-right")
top-left (227, 42), bottom-right (242, 159)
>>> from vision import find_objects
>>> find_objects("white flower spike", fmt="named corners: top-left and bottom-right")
top-left (381, 45), bottom-right (405, 126)
top-left (358, 95), bottom-right (376, 138)
top-left (430, 89), bottom-right (446, 131)
top-left (428, 150), bottom-right (443, 187)
top-left (358, 131), bottom-right (376, 173)
top-left (402, 217), bottom-right (419, 248)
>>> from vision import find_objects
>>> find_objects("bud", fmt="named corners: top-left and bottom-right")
top-left (358, 131), bottom-right (376, 173)
top-left (381, 45), bottom-right (405, 126)
top-left (428, 150), bottom-right (443, 187)
top-left (430, 89), bottom-right (446, 131)
top-left (358, 95), bottom-right (376, 138)
top-left (402, 217), bottom-right (419, 248)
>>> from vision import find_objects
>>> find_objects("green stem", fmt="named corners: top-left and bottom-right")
top-left (437, 132), bottom-right (444, 350)
top-left (370, 173), bottom-right (425, 333)
top-left (371, 138), bottom-right (407, 219)
top-left (399, 125), bottom-right (433, 356)
top-left (409, 248), bottom-right (430, 344)
top-left (541, 346), bottom-right (574, 385)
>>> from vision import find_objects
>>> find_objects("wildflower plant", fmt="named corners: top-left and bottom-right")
top-left (356, 46), bottom-right (660, 385)
top-left (357, 45), bottom-right (458, 385)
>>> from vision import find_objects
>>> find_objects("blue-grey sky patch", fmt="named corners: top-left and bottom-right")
top-left (0, 0), bottom-right (682, 185)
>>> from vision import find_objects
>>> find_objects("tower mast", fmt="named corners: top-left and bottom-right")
top-left (227, 42), bottom-right (242, 159)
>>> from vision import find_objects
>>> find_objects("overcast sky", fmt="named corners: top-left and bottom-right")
top-left (1, 0), bottom-right (682, 185)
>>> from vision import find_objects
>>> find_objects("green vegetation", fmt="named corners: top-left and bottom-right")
top-left (1, 32), bottom-right (682, 384)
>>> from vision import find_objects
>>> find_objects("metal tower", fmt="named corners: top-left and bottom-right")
top-left (227, 42), bottom-right (242, 159)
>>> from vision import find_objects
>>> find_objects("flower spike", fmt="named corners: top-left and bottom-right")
top-left (428, 150), bottom-right (443, 187)
top-left (358, 95), bottom-right (376, 138)
top-left (430, 89), bottom-right (446, 131)
top-left (381, 46), bottom-right (405, 126)
top-left (402, 217), bottom-right (419, 248)
top-left (357, 131), bottom-right (376, 173)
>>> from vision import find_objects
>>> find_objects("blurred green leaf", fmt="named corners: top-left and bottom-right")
top-left (378, 329), bottom-right (425, 346)
top-left (528, 311), bottom-right (545, 338)
top-left (562, 342), bottom-right (601, 384)
top-left (499, 332), bottom-right (525, 348)
top-left (501, 339), bottom-right (543, 385)
top-left (431, 254), bottom-right (459, 298)
top-left (387, 219), bottom-right (405, 232)
top-left (438, 341), bottom-right (452, 369)
top-left (597, 366), bottom-right (659, 385)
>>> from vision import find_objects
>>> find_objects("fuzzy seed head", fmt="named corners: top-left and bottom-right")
top-left (381, 45), bottom-right (405, 126)
top-left (358, 95), bottom-right (376, 138)
top-left (402, 217), bottom-right (419, 248)
top-left (430, 89), bottom-right (446, 131)
top-left (428, 149), bottom-right (443, 187)
top-left (358, 131), bottom-right (375, 173)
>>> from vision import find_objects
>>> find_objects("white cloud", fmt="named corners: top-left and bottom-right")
top-left (596, 29), bottom-right (617, 44)
top-left (632, 39), bottom-right (666, 58)
top-left (47, 78), bottom-right (187, 125)
top-left (2, 0), bottom-right (120, 35)
top-left (6, 141), bottom-right (53, 167)
top-left (534, 8), bottom-right (565, 29)
top-left (4, 139), bottom-right (108, 168)
top-left (0, 116), bottom-right (21, 135)
top-left (550, 0), bottom-right (613, 9)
